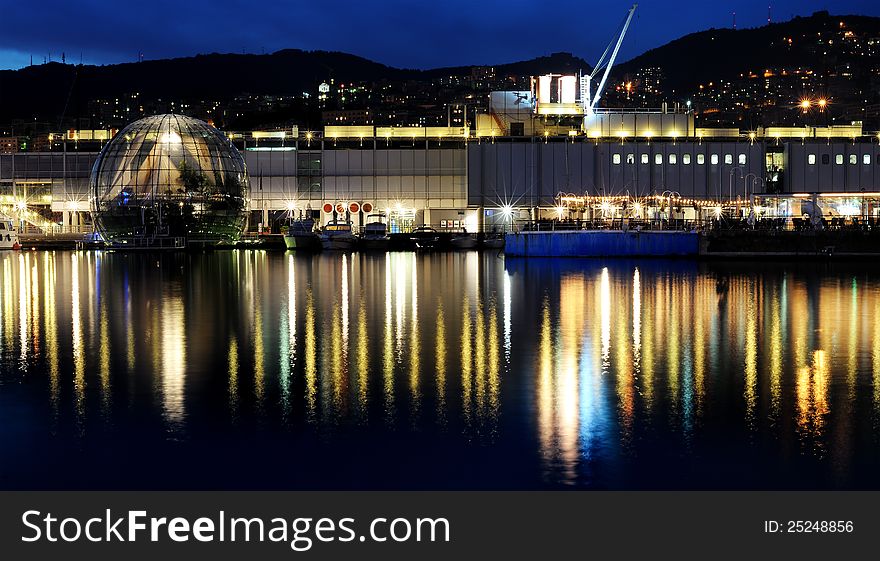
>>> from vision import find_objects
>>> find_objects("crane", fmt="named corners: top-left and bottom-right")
top-left (581, 4), bottom-right (637, 117)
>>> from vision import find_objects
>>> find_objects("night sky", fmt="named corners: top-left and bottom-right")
top-left (1, 0), bottom-right (878, 71)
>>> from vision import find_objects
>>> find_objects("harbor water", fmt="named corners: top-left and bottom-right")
top-left (1, 250), bottom-right (879, 489)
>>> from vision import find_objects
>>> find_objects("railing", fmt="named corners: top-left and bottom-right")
top-left (510, 217), bottom-right (880, 234)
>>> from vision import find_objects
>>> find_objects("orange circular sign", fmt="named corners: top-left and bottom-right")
top-left (349, 202), bottom-right (360, 214)
top-left (362, 202), bottom-right (373, 213)
top-left (322, 203), bottom-right (333, 214)
top-left (335, 203), bottom-right (345, 214)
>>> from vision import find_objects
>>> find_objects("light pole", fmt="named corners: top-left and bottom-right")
top-left (744, 173), bottom-right (764, 200)
top-left (728, 167), bottom-right (744, 206)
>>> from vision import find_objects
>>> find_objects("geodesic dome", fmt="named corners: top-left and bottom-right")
top-left (90, 114), bottom-right (249, 243)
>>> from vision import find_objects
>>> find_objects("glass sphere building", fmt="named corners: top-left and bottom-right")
top-left (90, 114), bottom-right (249, 243)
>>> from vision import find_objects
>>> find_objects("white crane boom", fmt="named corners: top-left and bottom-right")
top-left (583, 4), bottom-right (637, 116)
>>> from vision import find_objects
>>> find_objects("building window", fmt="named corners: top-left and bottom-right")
top-left (613, 153), bottom-right (621, 164)
top-left (808, 154), bottom-right (816, 165)
top-left (822, 154), bottom-right (830, 165)
top-left (710, 154), bottom-right (719, 165)
top-left (683, 154), bottom-right (691, 164)
top-left (697, 154), bottom-right (705, 165)
top-left (738, 154), bottom-right (747, 165)
top-left (864, 154), bottom-right (872, 165)
top-left (836, 154), bottom-right (844, 165)
top-left (297, 176), bottom-right (322, 196)
top-left (669, 154), bottom-right (677, 164)
top-left (850, 154), bottom-right (858, 165)
top-left (641, 153), bottom-right (649, 164)
top-left (626, 154), bottom-right (635, 164)
top-left (724, 154), bottom-right (733, 165)
top-left (655, 154), bottom-right (663, 165)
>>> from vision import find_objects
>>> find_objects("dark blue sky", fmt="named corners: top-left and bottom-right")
top-left (1, 0), bottom-right (878, 70)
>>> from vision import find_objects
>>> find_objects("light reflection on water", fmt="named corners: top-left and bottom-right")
top-left (1, 251), bottom-right (880, 489)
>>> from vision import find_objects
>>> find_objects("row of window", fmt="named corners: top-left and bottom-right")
top-left (612, 153), bottom-right (747, 166)
top-left (807, 154), bottom-right (875, 165)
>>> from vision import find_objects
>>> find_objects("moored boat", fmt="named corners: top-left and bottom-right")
top-left (0, 215), bottom-right (21, 250)
top-left (320, 220), bottom-right (357, 250)
top-left (450, 231), bottom-right (478, 249)
top-left (482, 233), bottom-right (505, 250)
top-left (283, 216), bottom-right (321, 251)
top-left (360, 213), bottom-right (390, 250)
top-left (409, 226), bottom-right (440, 249)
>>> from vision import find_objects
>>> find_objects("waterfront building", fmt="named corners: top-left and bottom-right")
top-left (1, 119), bottom-right (880, 236)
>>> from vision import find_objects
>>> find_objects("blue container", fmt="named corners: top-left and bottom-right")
top-left (504, 230), bottom-right (700, 257)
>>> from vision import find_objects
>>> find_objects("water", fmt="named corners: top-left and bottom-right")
top-left (1, 250), bottom-right (879, 489)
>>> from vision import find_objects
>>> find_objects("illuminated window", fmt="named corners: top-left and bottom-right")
top-left (849, 154), bottom-right (857, 165)
top-left (613, 154), bottom-right (621, 164)
top-left (683, 154), bottom-right (691, 164)
top-left (641, 153), bottom-right (649, 164)
top-left (808, 154), bottom-right (816, 165)
top-left (710, 154), bottom-right (719, 165)
top-left (822, 154), bottom-right (830, 165)
top-left (738, 154), bottom-right (747, 165)
top-left (669, 154), bottom-right (677, 164)
top-left (626, 154), bottom-right (635, 164)
top-left (864, 154), bottom-right (871, 165)
top-left (697, 154), bottom-right (705, 165)
top-left (655, 154), bottom-right (663, 165)
top-left (836, 154), bottom-right (844, 165)
top-left (724, 154), bottom-right (733, 165)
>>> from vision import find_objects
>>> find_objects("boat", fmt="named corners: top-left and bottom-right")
top-left (482, 233), bottom-right (505, 250)
top-left (0, 215), bottom-right (21, 250)
top-left (283, 216), bottom-right (321, 251)
top-left (320, 220), bottom-right (357, 250)
top-left (360, 213), bottom-right (390, 250)
top-left (450, 231), bottom-right (478, 249)
top-left (409, 226), bottom-right (440, 249)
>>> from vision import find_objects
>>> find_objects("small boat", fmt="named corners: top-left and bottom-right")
top-left (450, 231), bottom-right (478, 250)
top-left (0, 215), bottom-right (21, 250)
top-left (360, 213), bottom-right (390, 250)
top-left (283, 216), bottom-right (321, 251)
top-left (320, 220), bottom-right (357, 250)
top-left (409, 226), bottom-right (440, 249)
top-left (482, 233), bottom-right (505, 250)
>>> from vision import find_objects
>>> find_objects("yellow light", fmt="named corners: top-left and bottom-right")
top-left (590, 130), bottom-right (601, 138)
top-left (818, 98), bottom-right (827, 108)
top-left (617, 130), bottom-right (627, 139)
top-left (644, 131), bottom-right (654, 139)
top-left (800, 99), bottom-right (811, 110)
top-left (748, 132), bottom-right (756, 140)
top-left (555, 205), bottom-right (565, 218)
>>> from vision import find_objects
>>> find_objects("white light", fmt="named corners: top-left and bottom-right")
top-left (159, 130), bottom-right (182, 144)
top-left (500, 205), bottom-right (514, 219)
